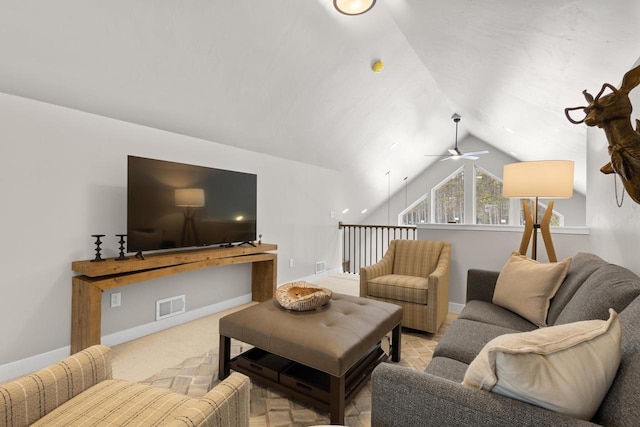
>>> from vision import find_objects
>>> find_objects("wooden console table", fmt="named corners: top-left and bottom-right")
top-left (70, 243), bottom-right (277, 353)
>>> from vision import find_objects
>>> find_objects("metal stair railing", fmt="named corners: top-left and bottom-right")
top-left (339, 222), bottom-right (417, 274)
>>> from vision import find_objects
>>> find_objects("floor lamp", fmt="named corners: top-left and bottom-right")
top-left (502, 161), bottom-right (574, 262)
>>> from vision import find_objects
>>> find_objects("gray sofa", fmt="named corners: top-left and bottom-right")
top-left (371, 252), bottom-right (640, 426)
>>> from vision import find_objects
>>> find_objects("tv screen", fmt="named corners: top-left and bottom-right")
top-left (127, 156), bottom-right (257, 253)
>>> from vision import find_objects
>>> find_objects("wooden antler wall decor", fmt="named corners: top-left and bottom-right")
top-left (565, 64), bottom-right (640, 206)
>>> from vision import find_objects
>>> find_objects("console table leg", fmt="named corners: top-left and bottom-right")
top-left (391, 323), bottom-right (401, 362)
top-left (219, 335), bottom-right (231, 380)
top-left (251, 256), bottom-right (277, 302)
top-left (330, 374), bottom-right (346, 425)
top-left (71, 277), bottom-right (103, 354)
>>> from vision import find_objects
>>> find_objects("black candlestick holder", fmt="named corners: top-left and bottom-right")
top-left (115, 234), bottom-right (129, 261)
top-left (91, 234), bottom-right (106, 262)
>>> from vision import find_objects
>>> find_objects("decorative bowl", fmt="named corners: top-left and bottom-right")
top-left (275, 281), bottom-right (333, 311)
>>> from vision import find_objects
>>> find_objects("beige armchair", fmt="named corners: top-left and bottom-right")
top-left (360, 239), bottom-right (451, 333)
top-left (0, 345), bottom-right (250, 427)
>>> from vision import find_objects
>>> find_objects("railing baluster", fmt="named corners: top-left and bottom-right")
top-left (352, 226), bottom-right (356, 274)
top-left (342, 224), bottom-right (347, 272)
top-left (357, 226), bottom-right (361, 273)
top-left (368, 227), bottom-right (372, 267)
top-left (339, 223), bottom-right (416, 274)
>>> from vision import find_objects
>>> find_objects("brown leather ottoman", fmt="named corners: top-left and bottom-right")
top-left (219, 293), bottom-right (402, 424)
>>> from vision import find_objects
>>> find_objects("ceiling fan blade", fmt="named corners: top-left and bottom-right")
top-left (440, 156), bottom-right (453, 161)
top-left (424, 154), bottom-right (448, 157)
top-left (463, 150), bottom-right (489, 156)
top-left (460, 155), bottom-right (480, 160)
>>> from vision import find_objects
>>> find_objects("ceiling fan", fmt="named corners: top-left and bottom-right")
top-left (425, 113), bottom-right (489, 161)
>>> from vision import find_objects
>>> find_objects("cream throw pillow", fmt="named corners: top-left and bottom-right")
top-left (493, 252), bottom-right (571, 327)
top-left (462, 309), bottom-right (621, 420)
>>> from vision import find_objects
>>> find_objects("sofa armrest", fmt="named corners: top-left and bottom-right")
top-left (167, 372), bottom-right (250, 427)
top-left (466, 269), bottom-right (500, 303)
top-left (360, 253), bottom-right (393, 297)
top-left (0, 345), bottom-right (112, 426)
top-left (371, 364), bottom-right (598, 427)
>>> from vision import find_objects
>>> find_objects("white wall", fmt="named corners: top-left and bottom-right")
top-left (0, 92), bottom-right (347, 375)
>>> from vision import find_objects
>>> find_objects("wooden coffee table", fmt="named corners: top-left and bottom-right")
top-left (219, 293), bottom-right (402, 424)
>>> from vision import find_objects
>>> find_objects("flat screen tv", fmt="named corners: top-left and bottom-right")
top-left (127, 156), bottom-right (257, 253)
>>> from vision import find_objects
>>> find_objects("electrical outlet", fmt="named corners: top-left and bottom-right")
top-left (111, 292), bottom-right (121, 308)
top-left (289, 258), bottom-right (294, 268)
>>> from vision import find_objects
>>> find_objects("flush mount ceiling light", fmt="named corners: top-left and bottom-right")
top-left (334, 0), bottom-right (376, 15)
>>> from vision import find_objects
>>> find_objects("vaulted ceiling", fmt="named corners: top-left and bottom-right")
top-left (2, 1), bottom-right (639, 216)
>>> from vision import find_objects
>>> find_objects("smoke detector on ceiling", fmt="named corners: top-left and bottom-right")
top-left (372, 60), bottom-right (384, 73)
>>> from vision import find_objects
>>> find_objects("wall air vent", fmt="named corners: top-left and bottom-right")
top-left (315, 261), bottom-right (326, 274)
top-left (156, 295), bottom-right (186, 321)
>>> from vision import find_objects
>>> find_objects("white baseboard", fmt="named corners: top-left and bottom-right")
top-left (449, 302), bottom-right (465, 314)
top-left (0, 346), bottom-right (72, 383)
top-left (0, 294), bottom-right (252, 383)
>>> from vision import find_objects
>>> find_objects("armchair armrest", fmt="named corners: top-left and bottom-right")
top-left (360, 252), bottom-right (394, 297)
top-left (466, 269), bottom-right (500, 303)
top-left (427, 242), bottom-right (451, 325)
top-left (0, 345), bottom-right (112, 426)
top-left (371, 364), bottom-right (598, 427)
top-left (168, 372), bottom-right (250, 427)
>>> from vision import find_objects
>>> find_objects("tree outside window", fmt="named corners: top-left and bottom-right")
top-left (434, 167), bottom-right (464, 224)
top-left (520, 199), bottom-right (562, 226)
top-left (400, 194), bottom-right (429, 225)
top-left (475, 166), bottom-right (510, 225)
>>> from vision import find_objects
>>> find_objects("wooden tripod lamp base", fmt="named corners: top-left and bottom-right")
top-left (518, 200), bottom-right (557, 262)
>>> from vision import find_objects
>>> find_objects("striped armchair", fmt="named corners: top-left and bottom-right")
top-left (0, 345), bottom-right (250, 427)
top-left (360, 239), bottom-right (451, 333)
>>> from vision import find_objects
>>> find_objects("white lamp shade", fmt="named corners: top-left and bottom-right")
top-left (175, 188), bottom-right (205, 207)
top-left (502, 160), bottom-right (574, 199)
top-left (334, 0), bottom-right (376, 15)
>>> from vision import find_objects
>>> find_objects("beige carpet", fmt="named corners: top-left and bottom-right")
top-left (113, 274), bottom-right (455, 426)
